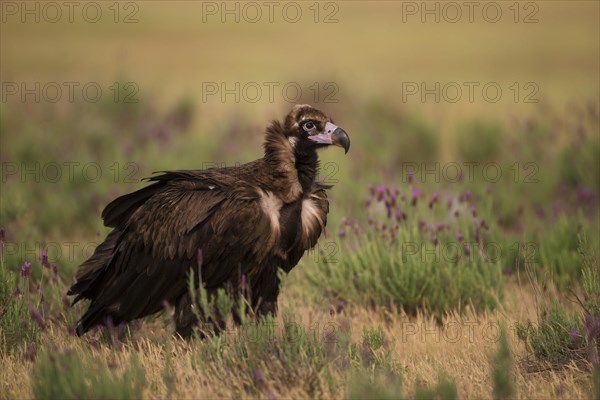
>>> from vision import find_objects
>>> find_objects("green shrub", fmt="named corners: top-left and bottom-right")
top-left (32, 348), bottom-right (146, 399)
top-left (490, 327), bottom-right (515, 400)
top-left (516, 304), bottom-right (587, 366)
top-left (456, 120), bottom-right (503, 162)
top-left (0, 258), bottom-right (42, 355)
top-left (361, 100), bottom-right (439, 163)
top-left (309, 185), bottom-right (503, 316)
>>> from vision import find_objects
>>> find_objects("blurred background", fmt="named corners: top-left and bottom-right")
top-left (2, 1), bottom-right (598, 241)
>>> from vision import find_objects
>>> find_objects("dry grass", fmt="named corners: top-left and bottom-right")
top-left (0, 281), bottom-right (592, 399)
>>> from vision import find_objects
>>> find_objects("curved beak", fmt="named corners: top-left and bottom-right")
top-left (308, 122), bottom-right (351, 154)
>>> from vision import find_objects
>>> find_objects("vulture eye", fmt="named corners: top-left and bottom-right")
top-left (303, 121), bottom-right (316, 132)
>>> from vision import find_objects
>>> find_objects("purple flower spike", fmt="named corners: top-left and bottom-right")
top-left (585, 313), bottom-right (600, 339)
top-left (470, 205), bottom-right (477, 217)
top-left (462, 243), bottom-right (471, 256)
top-left (21, 261), bottom-right (32, 277)
top-left (252, 368), bottom-right (266, 388)
top-left (338, 227), bottom-right (346, 238)
top-left (336, 300), bottom-right (345, 314)
top-left (40, 248), bottom-right (50, 269)
top-left (241, 274), bottom-right (247, 291)
top-left (394, 208), bottom-right (403, 223)
top-left (474, 228), bottom-right (480, 243)
top-left (368, 183), bottom-right (375, 195)
top-left (429, 192), bottom-right (439, 209)
top-left (376, 184), bottom-right (387, 201)
top-left (24, 342), bottom-right (37, 361)
top-left (30, 307), bottom-right (46, 330)
top-left (411, 187), bottom-right (420, 207)
top-left (407, 170), bottom-right (414, 184)
top-left (465, 190), bottom-right (471, 202)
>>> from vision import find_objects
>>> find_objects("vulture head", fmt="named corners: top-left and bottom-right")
top-left (283, 104), bottom-right (350, 154)
top-left (263, 104), bottom-right (350, 200)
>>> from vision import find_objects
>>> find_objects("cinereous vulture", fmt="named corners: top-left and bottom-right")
top-left (68, 104), bottom-right (350, 337)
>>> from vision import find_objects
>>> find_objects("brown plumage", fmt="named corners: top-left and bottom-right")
top-left (68, 104), bottom-right (350, 337)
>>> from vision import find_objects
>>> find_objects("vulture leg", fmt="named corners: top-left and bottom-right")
top-left (174, 293), bottom-right (197, 338)
top-left (249, 267), bottom-right (280, 318)
top-left (174, 290), bottom-right (229, 338)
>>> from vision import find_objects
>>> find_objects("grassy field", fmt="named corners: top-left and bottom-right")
top-left (1, 1), bottom-right (599, 399)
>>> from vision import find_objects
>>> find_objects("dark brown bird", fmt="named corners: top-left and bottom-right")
top-left (68, 105), bottom-right (350, 337)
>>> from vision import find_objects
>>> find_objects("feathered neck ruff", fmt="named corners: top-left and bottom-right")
top-left (263, 120), bottom-right (318, 203)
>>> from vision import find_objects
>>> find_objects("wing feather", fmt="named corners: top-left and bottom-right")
top-left (70, 170), bottom-right (274, 332)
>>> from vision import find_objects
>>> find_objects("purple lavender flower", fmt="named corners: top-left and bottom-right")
top-left (576, 186), bottom-right (594, 204)
top-left (252, 368), bottom-right (266, 388)
top-left (407, 170), bottom-right (414, 184)
top-left (40, 248), bottom-right (50, 269)
top-left (456, 232), bottom-right (464, 242)
top-left (474, 228), bottom-right (480, 243)
top-left (394, 208), bottom-right (403, 223)
top-left (428, 192), bottom-right (439, 209)
top-left (462, 243), bottom-right (471, 257)
top-left (368, 183), bottom-right (375, 196)
top-left (411, 187), bottom-right (420, 207)
top-left (376, 184), bottom-right (387, 201)
top-left (30, 307), bottom-right (46, 330)
top-left (338, 227), bottom-right (346, 238)
top-left (584, 313), bottom-right (600, 339)
top-left (24, 342), bottom-right (37, 361)
top-left (470, 205), bottom-right (477, 217)
top-left (21, 261), bottom-right (32, 277)
top-left (432, 234), bottom-right (439, 246)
